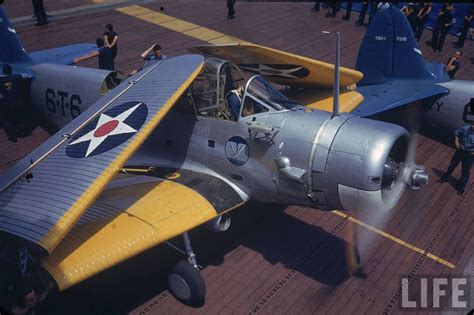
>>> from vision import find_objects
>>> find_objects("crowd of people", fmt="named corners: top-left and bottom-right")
top-left (310, 2), bottom-right (472, 78)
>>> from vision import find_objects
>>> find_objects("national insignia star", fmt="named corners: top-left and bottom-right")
top-left (69, 103), bottom-right (142, 157)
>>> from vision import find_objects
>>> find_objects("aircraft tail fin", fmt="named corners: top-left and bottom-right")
top-left (356, 6), bottom-right (432, 86)
top-left (0, 6), bottom-right (32, 64)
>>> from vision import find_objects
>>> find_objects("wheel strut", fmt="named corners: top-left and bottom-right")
top-left (182, 232), bottom-right (198, 269)
top-left (166, 232), bottom-right (200, 270)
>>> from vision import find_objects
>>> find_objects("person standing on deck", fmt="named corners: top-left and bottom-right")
top-left (427, 4), bottom-right (447, 48)
top-left (367, 1), bottom-right (379, 25)
top-left (356, 1), bottom-right (369, 26)
top-left (325, 1), bottom-right (339, 18)
top-left (227, 0), bottom-right (236, 19)
top-left (433, 3), bottom-right (455, 52)
top-left (31, 0), bottom-right (48, 26)
top-left (438, 102), bottom-right (474, 195)
top-left (414, 3), bottom-right (432, 41)
top-left (0, 64), bottom-right (30, 142)
top-left (342, 1), bottom-right (353, 20)
top-left (311, 1), bottom-right (321, 12)
top-left (453, 9), bottom-right (473, 48)
top-left (103, 24), bottom-right (119, 70)
top-left (73, 38), bottom-right (114, 71)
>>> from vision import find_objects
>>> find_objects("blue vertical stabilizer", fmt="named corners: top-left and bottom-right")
top-left (0, 6), bottom-right (32, 64)
top-left (356, 6), bottom-right (433, 86)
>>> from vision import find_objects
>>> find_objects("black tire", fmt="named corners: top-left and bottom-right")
top-left (168, 260), bottom-right (206, 306)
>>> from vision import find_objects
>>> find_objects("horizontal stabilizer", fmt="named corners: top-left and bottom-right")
top-left (424, 61), bottom-right (450, 81)
top-left (352, 81), bottom-right (449, 117)
top-left (30, 44), bottom-right (97, 65)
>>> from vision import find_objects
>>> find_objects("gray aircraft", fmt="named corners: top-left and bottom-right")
top-left (0, 5), bottom-right (432, 308)
top-left (1, 4), bottom-right (465, 310)
top-left (422, 79), bottom-right (473, 131)
top-left (0, 53), bottom-right (429, 307)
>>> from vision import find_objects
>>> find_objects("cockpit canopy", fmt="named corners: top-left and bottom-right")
top-left (244, 75), bottom-right (298, 112)
top-left (176, 57), bottom-right (300, 120)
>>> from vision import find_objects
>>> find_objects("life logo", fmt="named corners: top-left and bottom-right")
top-left (225, 136), bottom-right (249, 166)
top-left (66, 101), bottom-right (148, 158)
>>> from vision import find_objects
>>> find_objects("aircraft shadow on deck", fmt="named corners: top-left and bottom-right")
top-left (37, 203), bottom-right (359, 314)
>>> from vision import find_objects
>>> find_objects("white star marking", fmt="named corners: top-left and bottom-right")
top-left (69, 103), bottom-right (142, 157)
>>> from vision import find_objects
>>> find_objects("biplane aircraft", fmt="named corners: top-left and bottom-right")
top-left (0, 4), bottom-right (453, 308)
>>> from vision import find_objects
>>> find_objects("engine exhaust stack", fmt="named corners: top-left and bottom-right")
top-left (206, 213), bottom-right (231, 232)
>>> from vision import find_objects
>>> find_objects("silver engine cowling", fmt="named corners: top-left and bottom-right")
top-left (309, 114), bottom-right (428, 211)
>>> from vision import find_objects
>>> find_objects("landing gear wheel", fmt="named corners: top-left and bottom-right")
top-left (168, 260), bottom-right (206, 306)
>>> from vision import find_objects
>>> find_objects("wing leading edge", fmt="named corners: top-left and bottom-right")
top-left (0, 55), bottom-right (205, 253)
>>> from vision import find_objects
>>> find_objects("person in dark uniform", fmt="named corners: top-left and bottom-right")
top-left (445, 50), bottom-right (462, 79)
top-left (368, 1), bottom-right (379, 25)
top-left (342, 1), bottom-right (353, 20)
top-left (438, 107), bottom-right (474, 195)
top-left (311, 1), bottom-right (321, 12)
top-left (434, 4), bottom-right (455, 52)
top-left (356, 1), bottom-right (369, 26)
top-left (0, 64), bottom-right (30, 142)
top-left (453, 9), bottom-right (473, 48)
top-left (227, 88), bottom-right (243, 120)
top-left (103, 24), bottom-right (119, 69)
top-left (427, 5), bottom-right (447, 48)
top-left (325, 1), bottom-right (339, 18)
top-left (0, 64), bottom-right (15, 129)
top-left (414, 3), bottom-right (432, 41)
top-left (227, 0), bottom-right (236, 19)
top-left (32, 0), bottom-right (48, 26)
top-left (401, 3), bottom-right (417, 31)
top-left (73, 37), bottom-right (114, 71)
top-left (407, 3), bottom-right (421, 32)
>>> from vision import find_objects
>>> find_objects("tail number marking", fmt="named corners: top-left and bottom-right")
top-left (46, 88), bottom-right (82, 119)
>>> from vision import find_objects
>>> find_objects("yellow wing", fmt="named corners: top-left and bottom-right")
top-left (42, 171), bottom-right (245, 290)
top-left (189, 43), bottom-right (363, 88)
top-left (284, 88), bottom-right (364, 113)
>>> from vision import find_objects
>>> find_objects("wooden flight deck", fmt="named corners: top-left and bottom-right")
top-left (1, 1), bottom-right (473, 314)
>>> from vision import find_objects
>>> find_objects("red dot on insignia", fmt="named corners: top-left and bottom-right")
top-left (94, 120), bottom-right (119, 137)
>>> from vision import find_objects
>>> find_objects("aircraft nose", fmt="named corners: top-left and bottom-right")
top-left (309, 115), bottom-right (425, 212)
